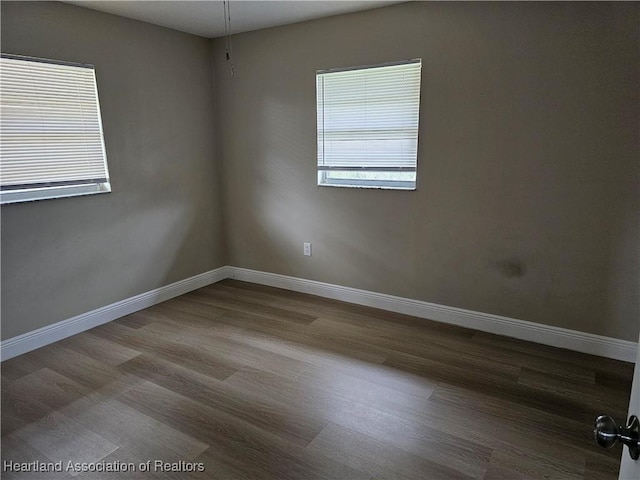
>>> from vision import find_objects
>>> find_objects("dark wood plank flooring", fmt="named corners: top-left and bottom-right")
top-left (1, 279), bottom-right (634, 479)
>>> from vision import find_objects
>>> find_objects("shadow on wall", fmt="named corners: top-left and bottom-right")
top-left (0, 177), bottom-right (222, 341)
top-left (242, 93), bottom-right (418, 295)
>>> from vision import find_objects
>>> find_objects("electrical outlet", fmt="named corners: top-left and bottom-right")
top-left (303, 242), bottom-right (312, 257)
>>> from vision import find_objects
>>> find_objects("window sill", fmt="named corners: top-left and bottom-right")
top-left (318, 182), bottom-right (415, 191)
top-left (0, 183), bottom-right (111, 205)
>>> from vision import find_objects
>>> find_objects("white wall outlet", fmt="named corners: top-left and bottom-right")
top-left (303, 242), bottom-right (312, 256)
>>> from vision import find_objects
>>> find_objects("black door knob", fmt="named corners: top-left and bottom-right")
top-left (594, 414), bottom-right (640, 460)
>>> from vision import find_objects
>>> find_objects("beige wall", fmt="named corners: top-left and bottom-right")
top-left (1, 2), bottom-right (225, 339)
top-left (212, 2), bottom-right (639, 341)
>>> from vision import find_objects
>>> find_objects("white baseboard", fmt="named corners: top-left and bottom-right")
top-left (227, 267), bottom-right (638, 363)
top-left (0, 266), bottom-right (229, 361)
top-left (2, 265), bottom-right (636, 363)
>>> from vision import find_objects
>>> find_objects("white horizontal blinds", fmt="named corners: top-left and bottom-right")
top-left (0, 55), bottom-right (109, 190)
top-left (317, 60), bottom-right (421, 171)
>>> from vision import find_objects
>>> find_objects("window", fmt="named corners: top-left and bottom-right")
top-left (0, 54), bottom-right (110, 204)
top-left (316, 59), bottom-right (421, 190)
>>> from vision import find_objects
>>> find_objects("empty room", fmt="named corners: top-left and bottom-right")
top-left (1, 1), bottom-right (639, 479)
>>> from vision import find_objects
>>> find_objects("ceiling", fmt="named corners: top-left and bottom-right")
top-left (62, 1), bottom-right (406, 38)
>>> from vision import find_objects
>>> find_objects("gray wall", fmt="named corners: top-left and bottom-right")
top-left (2, 1), bottom-right (638, 344)
top-left (1, 2), bottom-right (225, 340)
top-left (212, 2), bottom-right (639, 341)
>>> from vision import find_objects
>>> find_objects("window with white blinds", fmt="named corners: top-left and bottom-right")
top-left (0, 54), bottom-right (110, 204)
top-left (316, 59), bottom-right (421, 190)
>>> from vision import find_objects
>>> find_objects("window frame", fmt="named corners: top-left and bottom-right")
top-left (0, 53), bottom-right (111, 205)
top-left (316, 59), bottom-right (422, 191)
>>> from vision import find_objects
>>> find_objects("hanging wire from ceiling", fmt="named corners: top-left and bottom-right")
top-left (223, 0), bottom-right (235, 76)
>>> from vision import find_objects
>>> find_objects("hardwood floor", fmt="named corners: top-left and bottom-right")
top-left (1, 279), bottom-right (634, 479)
